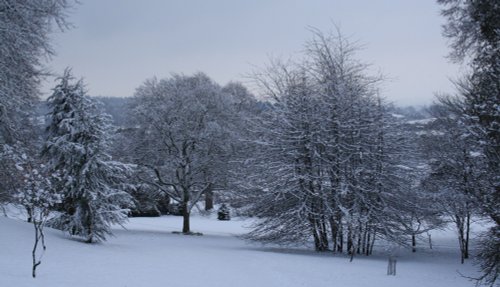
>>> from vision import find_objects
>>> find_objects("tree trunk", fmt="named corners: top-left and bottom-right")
top-left (338, 225), bottom-right (344, 253)
top-left (347, 226), bottom-right (353, 255)
top-left (412, 234), bottom-right (416, 252)
top-left (357, 226), bottom-right (362, 255)
top-left (85, 210), bottom-right (93, 243)
top-left (319, 218), bottom-right (329, 251)
top-left (456, 215), bottom-right (466, 264)
top-left (369, 230), bottom-right (376, 255)
top-left (27, 207), bottom-right (32, 223)
top-left (182, 203), bottom-right (190, 233)
top-left (182, 188), bottom-right (191, 233)
top-left (348, 226), bottom-right (356, 261)
top-left (310, 218), bottom-right (321, 251)
top-left (365, 227), bottom-right (371, 256)
top-left (387, 256), bottom-right (397, 276)
top-left (182, 210), bottom-right (190, 233)
top-left (464, 212), bottom-right (470, 259)
top-left (310, 216), bottom-right (328, 252)
top-left (427, 232), bottom-right (433, 249)
top-left (330, 213), bottom-right (343, 253)
top-left (32, 219), bottom-right (46, 278)
top-left (204, 188), bottom-right (214, 211)
top-left (330, 216), bottom-right (339, 252)
top-left (32, 222), bottom-right (41, 278)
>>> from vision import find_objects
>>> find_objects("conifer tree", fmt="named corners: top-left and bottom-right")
top-left (0, 0), bottom-right (71, 206)
top-left (438, 1), bottom-right (499, 284)
top-left (43, 70), bottom-right (132, 243)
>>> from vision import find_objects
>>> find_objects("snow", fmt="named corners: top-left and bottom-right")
top-left (391, 113), bottom-right (405, 119)
top-left (407, 118), bottom-right (436, 125)
top-left (416, 130), bottom-right (445, 136)
top-left (0, 212), bottom-right (480, 287)
top-left (469, 151), bottom-right (482, 157)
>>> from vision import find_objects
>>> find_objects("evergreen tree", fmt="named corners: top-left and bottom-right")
top-left (0, 0), bottom-right (71, 206)
top-left (421, 102), bottom-right (481, 263)
top-left (43, 70), bottom-right (133, 243)
top-left (438, 1), bottom-right (499, 284)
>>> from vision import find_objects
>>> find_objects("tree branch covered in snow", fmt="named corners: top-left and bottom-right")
top-left (42, 69), bottom-right (133, 243)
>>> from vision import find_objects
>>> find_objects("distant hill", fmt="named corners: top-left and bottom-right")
top-left (93, 96), bottom-right (130, 126)
top-left (35, 96), bottom-right (130, 128)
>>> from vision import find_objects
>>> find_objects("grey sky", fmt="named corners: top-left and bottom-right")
top-left (43, 0), bottom-right (462, 106)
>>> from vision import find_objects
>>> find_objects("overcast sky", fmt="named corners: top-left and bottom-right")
top-left (43, 0), bottom-right (463, 106)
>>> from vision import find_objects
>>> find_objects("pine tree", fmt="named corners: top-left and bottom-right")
top-left (0, 0), bottom-right (71, 206)
top-left (438, 1), bottom-right (499, 284)
top-left (420, 102), bottom-right (481, 263)
top-left (43, 70), bottom-right (133, 243)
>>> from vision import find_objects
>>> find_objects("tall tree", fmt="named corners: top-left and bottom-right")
top-left (246, 62), bottom-right (331, 250)
top-left (43, 70), bottom-right (133, 243)
top-left (243, 29), bottom-right (413, 255)
top-left (421, 102), bottom-right (480, 263)
top-left (438, 0), bottom-right (499, 284)
top-left (130, 73), bottom-right (235, 234)
top-left (0, 0), bottom-right (71, 206)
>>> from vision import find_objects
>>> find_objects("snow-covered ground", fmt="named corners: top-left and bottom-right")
top-left (0, 212), bottom-right (480, 287)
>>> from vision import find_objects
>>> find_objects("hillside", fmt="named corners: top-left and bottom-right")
top-left (0, 213), bottom-right (481, 287)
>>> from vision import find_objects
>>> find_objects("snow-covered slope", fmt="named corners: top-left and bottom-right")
top-left (0, 214), bottom-right (478, 287)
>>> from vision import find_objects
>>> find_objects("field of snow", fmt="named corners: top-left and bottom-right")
top-left (0, 212), bottom-right (480, 287)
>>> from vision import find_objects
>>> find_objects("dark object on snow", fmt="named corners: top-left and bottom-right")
top-left (156, 194), bottom-right (171, 215)
top-left (168, 203), bottom-right (184, 216)
top-left (387, 255), bottom-right (397, 276)
top-left (127, 184), bottom-right (161, 217)
top-left (129, 208), bottom-right (160, 217)
top-left (217, 204), bottom-right (230, 221)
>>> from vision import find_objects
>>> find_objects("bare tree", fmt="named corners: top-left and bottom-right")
top-left (241, 28), bottom-right (415, 256)
top-left (15, 160), bottom-right (60, 278)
